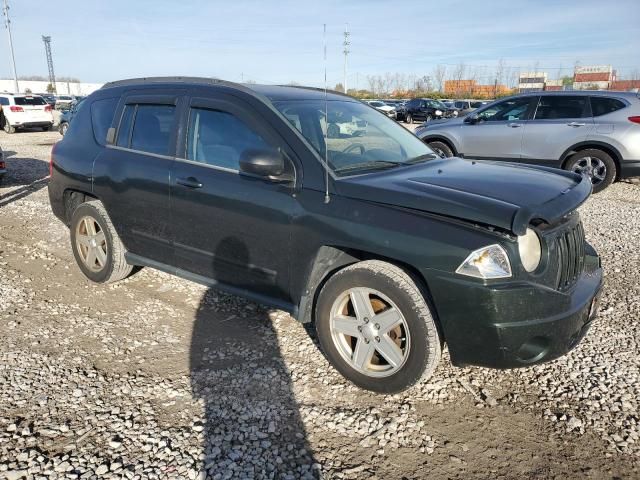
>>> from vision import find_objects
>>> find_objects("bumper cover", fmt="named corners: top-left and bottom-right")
top-left (424, 250), bottom-right (602, 368)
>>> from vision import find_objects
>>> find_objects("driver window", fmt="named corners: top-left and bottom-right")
top-left (477, 98), bottom-right (532, 122)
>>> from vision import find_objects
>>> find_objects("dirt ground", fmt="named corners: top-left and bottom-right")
top-left (1, 130), bottom-right (639, 479)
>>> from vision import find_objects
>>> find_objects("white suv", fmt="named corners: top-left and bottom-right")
top-left (0, 94), bottom-right (54, 134)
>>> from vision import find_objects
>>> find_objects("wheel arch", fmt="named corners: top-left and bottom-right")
top-left (560, 141), bottom-right (623, 180)
top-left (296, 245), bottom-right (446, 344)
top-left (421, 135), bottom-right (458, 156)
top-left (62, 188), bottom-right (98, 225)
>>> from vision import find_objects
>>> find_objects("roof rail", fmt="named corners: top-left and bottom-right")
top-left (101, 76), bottom-right (242, 90)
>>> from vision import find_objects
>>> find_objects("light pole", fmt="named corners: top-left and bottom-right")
top-left (2, 0), bottom-right (19, 93)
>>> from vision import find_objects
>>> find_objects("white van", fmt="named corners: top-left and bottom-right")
top-left (0, 94), bottom-right (54, 134)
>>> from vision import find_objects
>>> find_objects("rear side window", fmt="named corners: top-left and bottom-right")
top-left (590, 97), bottom-right (626, 117)
top-left (90, 98), bottom-right (118, 145)
top-left (116, 104), bottom-right (176, 155)
top-left (186, 108), bottom-right (269, 170)
top-left (15, 96), bottom-right (46, 106)
top-left (535, 96), bottom-right (588, 119)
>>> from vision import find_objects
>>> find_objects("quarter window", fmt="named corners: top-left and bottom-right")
top-left (90, 98), bottom-right (118, 145)
top-left (186, 108), bottom-right (270, 170)
top-left (534, 96), bottom-right (588, 119)
top-left (590, 97), bottom-right (626, 117)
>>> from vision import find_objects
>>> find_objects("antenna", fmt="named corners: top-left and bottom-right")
top-left (323, 24), bottom-right (330, 204)
top-left (343, 24), bottom-right (350, 94)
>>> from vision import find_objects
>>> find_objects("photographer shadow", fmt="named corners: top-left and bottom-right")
top-left (189, 237), bottom-right (317, 478)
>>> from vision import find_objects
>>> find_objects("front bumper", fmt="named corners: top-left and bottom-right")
top-left (424, 248), bottom-right (602, 368)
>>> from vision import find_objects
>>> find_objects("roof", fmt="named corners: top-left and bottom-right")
top-left (516, 90), bottom-right (639, 98)
top-left (100, 76), bottom-right (351, 102)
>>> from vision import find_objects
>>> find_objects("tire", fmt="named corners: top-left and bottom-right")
top-left (565, 149), bottom-right (616, 194)
top-left (315, 260), bottom-right (441, 394)
top-left (70, 200), bottom-right (134, 284)
top-left (427, 141), bottom-right (454, 158)
top-left (3, 120), bottom-right (15, 134)
top-left (426, 115), bottom-right (433, 123)
top-left (405, 114), bottom-right (413, 125)
top-left (59, 122), bottom-right (68, 135)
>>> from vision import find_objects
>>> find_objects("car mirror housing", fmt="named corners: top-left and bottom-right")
top-left (464, 114), bottom-right (479, 125)
top-left (239, 148), bottom-right (287, 180)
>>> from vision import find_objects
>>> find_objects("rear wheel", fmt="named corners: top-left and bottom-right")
top-left (70, 200), bottom-right (133, 284)
top-left (428, 141), bottom-right (454, 158)
top-left (60, 122), bottom-right (69, 135)
top-left (315, 260), bottom-right (441, 394)
top-left (405, 114), bottom-right (413, 124)
top-left (3, 120), bottom-right (15, 134)
top-left (565, 149), bottom-right (616, 193)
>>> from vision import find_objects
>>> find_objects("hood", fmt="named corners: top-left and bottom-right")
top-left (336, 157), bottom-right (592, 235)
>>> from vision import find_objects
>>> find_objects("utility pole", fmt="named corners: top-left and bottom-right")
top-left (342, 24), bottom-right (350, 94)
top-left (42, 35), bottom-right (56, 93)
top-left (2, 0), bottom-right (19, 93)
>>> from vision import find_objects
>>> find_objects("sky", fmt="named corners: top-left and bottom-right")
top-left (1, 0), bottom-right (639, 88)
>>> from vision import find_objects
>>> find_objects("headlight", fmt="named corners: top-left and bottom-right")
top-left (456, 245), bottom-right (512, 279)
top-left (435, 110), bottom-right (442, 115)
top-left (518, 228), bottom-right (542, 272)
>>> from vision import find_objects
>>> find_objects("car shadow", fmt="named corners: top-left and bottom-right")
top-left (0, 153), bottom-right (50, 208)
top-left (189, 237), bottom-right (318, 478)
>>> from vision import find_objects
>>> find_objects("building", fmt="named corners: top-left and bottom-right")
top-left (573, 65), bottom-right (614, 90)
top-left (518, 72), bottom-right (547, 93)
top-left (0, 79), bottom-right (103, 95)
top-left (544, 79), bottom-right (563, 91)
top-left (610, 79), bottom-right (640, 91)
top-left (444, 79), bottom-right (509, 98)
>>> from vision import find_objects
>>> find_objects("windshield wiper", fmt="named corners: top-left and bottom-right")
top-left (400, 153), bottom-right (439, 165)
top-left (334, 160), bottom-right (402, 174)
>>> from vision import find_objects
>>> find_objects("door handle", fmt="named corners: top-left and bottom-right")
top-left (567, 122), bottom-right (586, 127)
top-left (176, 177), bottom-right (203, 189)
top-left (508, 123), bottom-right (523, 128)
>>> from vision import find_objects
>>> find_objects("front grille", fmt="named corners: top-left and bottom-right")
top-left (555, 221), bottom-right (586, 291)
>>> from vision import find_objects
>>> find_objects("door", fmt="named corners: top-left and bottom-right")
top-left (92, 91), bottom-right (184, 263)
top-left (460, 96), bottom-right (536, 160)
top-left (521, 95), bottom-right (594, 165)
top-left (169, 94), bottom-right (298, 303)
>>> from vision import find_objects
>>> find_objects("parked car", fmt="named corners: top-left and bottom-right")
top-left (49, 77), bottom-right (602, 393)
top-left (0, 145), bottom-right (5, 184)
top-left (39, 94), bottom-right (57, 107)
top-left (0, 93), bottom-right (54, 134)
top-left (404, 98), bottom-right (455, 124)
top-left (58, 98), bottom-right (86, 135)
top-left (453, 99), bottom-right (490, 116)
top-left (415, 91), bottom-right (640, 192)
top-left (367, 100), bottom-right (396, 118)
top-left (442, 101), bottom-right (459, 116)
top-left (55, 95), bottom-right (75, 110)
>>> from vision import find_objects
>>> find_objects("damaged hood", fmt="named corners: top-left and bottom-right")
top-left (336, 157), bottom-right (592, 235)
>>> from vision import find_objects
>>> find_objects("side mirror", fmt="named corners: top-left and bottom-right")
top-left (239, 148), bottom-right (287, 180)
top-left (464, 114), bottom-right (479, 125)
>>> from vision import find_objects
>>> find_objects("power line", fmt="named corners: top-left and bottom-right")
top-left (2, 0), bottom-right (18, 93)
top-left (42, 35), bottom-right (56, 93)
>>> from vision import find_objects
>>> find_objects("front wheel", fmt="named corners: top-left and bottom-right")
top-left (565, 149), bottom-right (616, 193)
top-left (59, 122), bottom-right (69, 135)
top-left (315, 260), bottom-right (441, 394)
top-left (427, 141), bottom-right (454, 158)
top-left (405, 114), bottom-right (413, 124)
top-left (70, 200), bottom-right (134, 284)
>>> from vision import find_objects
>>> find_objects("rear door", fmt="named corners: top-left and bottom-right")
top-left (459, 96), bottom-right (536, 159)
top-left (92, 90), bottom-right (185, 263)
top-left (520, 95), bottom-right (594, 165)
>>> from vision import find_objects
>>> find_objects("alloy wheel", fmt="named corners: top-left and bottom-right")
top-left (571, 156), bottom-right (606, 186)
top-left (75, 216), bottom-right (108, 272)
top-left (329, 287), bottom-right (411, 378)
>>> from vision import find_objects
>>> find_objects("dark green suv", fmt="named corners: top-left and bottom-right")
top-left (48, 78), bottom-right (602, 393)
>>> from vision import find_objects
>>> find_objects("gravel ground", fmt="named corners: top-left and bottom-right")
top-left (0, 130), bottom-right (639, 479)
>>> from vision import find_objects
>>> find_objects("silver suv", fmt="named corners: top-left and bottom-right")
top-left (415, 91), bottom-right (640, 192)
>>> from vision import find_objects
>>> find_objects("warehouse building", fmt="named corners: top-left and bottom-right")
top-left (573, 65), bottom-right (615, 90)
top-left (518, 72), bottom-right (547, 93)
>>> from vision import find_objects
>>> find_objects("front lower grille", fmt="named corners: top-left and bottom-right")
top-left (555, 221), bottom-right (586, 291)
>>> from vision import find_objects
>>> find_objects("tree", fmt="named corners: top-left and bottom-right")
top-left (46, 83), bottom-right (55, 93)
top-left (24, 88), bottom-right (32, 94)
top-left (334, 82), bottom-right (344, 93)
top-left (432, 65), bottom-right (446, 92)
top-left (494, 58), bottom-right (505, 96)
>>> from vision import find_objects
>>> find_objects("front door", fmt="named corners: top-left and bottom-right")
top-left (460, 96), bottom-right (536, 160)
top-left (169, 94), bottom-right (298, 304)
top-left (93, 91), bottom-right (184, 263)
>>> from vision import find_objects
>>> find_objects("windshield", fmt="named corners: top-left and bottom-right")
top-left (369, 101), bottom-right (385, 107)
top-left (273, 99), bottom-right (436, 176)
